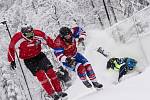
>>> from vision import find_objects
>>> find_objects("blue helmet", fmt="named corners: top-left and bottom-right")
top-left (126, 58), bottom-right (137, 70)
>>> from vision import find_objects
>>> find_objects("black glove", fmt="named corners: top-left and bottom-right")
top-left (66, 57), bottom-right (76, 66)
top-left (10, 61), bottom-right (16, 70)
top-left (78, 38), bottom-right (84, 44)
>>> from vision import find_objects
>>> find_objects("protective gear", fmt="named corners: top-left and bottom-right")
top-left (66, 57), bottom-right (76, 66)
top-left (59, 27), bottom-right (72, 38)
top-left (21, 24), bottom-right (33, 33)
top-left (51, 93), bottom-right (60, 100)
top-left (77, 64), bottom-right (96, 82)
top-left (106, 58), bottom-right (116, 69)
top-left (126, 58), bottom-right (137, 70)
top-left (82, 80), bottom-right (92, 88)
top-left (92, 81), bottom-right (103, 89)
top-left (10, 61), bottom-right (16, 70)
top-left (23, 32), bottom-right (34, 39)
top-left (57, 92), bottom-right (68, 98)
top-left (21, 24), bottom-right (34, 39)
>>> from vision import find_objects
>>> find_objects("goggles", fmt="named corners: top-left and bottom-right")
top-left (23, 32), bottom-right (34, 39)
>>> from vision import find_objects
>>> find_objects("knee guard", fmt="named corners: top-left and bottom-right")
top-left (84, 64), bottom-right (96, 80)
top-left (77, 65), bottom-right (87, 81)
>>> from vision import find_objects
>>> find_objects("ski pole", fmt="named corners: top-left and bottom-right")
top-left (97, 47), bottom-right (110, 58)
top-left (1, 21), bottom-right (33, 100)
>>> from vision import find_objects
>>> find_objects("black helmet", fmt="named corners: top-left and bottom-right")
top-left (21, 24), bottom-right (33, 33)
top-left (59, 27), bottom-right (72, 38)
top-left (21, 24), bottom-right (34, 39)
top-left (106, 58), bottom-right (116, 69)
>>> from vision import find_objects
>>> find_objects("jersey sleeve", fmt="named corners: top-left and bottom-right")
top-left (8, 32), bottom-right (22, 62)
top-left (53, 47), bottom-right (67, 62)
top-left (72, 26), bottom-right (86, 39)
top-left (53, 37), bottom-right (67, 62)
top-left (34, 30), bottom-right (55, 48)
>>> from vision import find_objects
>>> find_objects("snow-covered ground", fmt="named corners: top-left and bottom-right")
top-left (68, 67), bottom-right (150, 100)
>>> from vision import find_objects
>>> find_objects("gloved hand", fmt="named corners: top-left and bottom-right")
top-left (78, 38), bottom-right (84, 45)
top-left (10, 61), bottom-right (16, 70)
top-left (66, 57), bottom-right (76, 66)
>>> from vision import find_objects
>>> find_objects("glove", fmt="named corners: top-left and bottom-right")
top-left (66, 57), bottom-right (76, 66)
top-left (10, 61), bottom-right (16, 70)
top-left (78, 38), bottom-right (84, 45)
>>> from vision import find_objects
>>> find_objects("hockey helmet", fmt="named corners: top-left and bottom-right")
top-left (21, 24), bottom-right (34, 39)
top-left (59, 27), bottom-right (72, 38)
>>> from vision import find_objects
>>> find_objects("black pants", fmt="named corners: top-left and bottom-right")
top-left (24, 52), bottom-right (53, 76)
top-left (118, 65), bottom-right (127, 80)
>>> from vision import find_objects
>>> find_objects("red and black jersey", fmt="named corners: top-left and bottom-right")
top-left (8, 29), bottom-right (55, 62)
